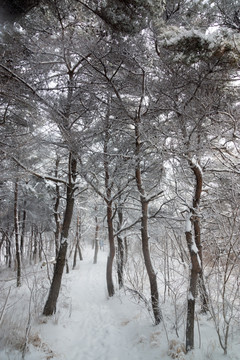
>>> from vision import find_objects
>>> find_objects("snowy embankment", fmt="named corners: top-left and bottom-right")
top-left (0, 246), bottom-right (239, 359)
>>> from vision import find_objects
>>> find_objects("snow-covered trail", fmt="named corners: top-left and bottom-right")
top-left (37, 248), bottom-right (163, 360)
top-left (1, 246), bottom-right (239, 360)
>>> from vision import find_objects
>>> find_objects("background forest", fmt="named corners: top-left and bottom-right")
top-left (0, 1), bottom-right (240, 359)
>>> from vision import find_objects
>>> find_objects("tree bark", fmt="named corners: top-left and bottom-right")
top-left (43, 154), bottom-right (77, 316)
top-left (106, 202), bottom-right (115, 297)
top-left (20, 203), bottom-right (26, 260)
top-left (32, 225), bottom-right (38, 264)
top-left (185, 158), bottom-right (207, 350)
top-left (134, 117), bottom-right (162, 325)
top-left (103, 110), bottom-right (115, 297)
top-left (93, 214), bottom-right (99, 264)
top-left (14, 178), bottom-right (21, 287)
top-left (141, 199), bottom-right (162, 324)
top-left (73, 214), bottom-right (83, 269)
top-left (54, 157), bottom-right (61, 258)
top-left (185, 226), bottom-right (201, 351)
top-left (117, 205), bottom-right (124, 289)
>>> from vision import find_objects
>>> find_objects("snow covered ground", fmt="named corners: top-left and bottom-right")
top-left (0, 246), bottom-right (239, 360)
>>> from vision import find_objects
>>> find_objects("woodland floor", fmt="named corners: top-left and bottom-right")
top-left (0, 246), bottom-right (239, 359)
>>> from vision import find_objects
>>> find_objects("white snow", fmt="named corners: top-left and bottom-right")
top-left (191, 156), bottom-right (203, 176)
top-left (185, 213), bottom-right (192, 233)
top-left (60, 237), bottom-right (68, 245)
top-left (188, 291), bottom-right (195, 301)
top-left (0, 247), bottom-right (239, 360)
top-left (191, 242), bottom-right (198, 254)
top-left (197, 254), bottom-right (202, 270)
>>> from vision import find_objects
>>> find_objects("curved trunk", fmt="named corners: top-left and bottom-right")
top-left (141, 199), bottom-right (162, 324)
top-left (186, 158), bottom-right (208, 350)
top-left (134, 117), bottom-right (162, 325)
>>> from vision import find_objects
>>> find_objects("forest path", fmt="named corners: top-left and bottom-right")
top-left (39, 247), bottom-right (160, 360)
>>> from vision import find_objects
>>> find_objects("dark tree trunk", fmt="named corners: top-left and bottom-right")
top-left (117, 205), bottom-right (124, 288)
top-left (20, 204), bottom-right (26, 260)
top-left (43, 154), bottom-right (77, 316)
top-left (103, 111), bottom-right (115, 297)
top-left (199, 270), bottom-right (209, 313)
top-left (106, 202), bottom-right (115, 297)
top-left (185, 158), bottom-right (207, 351)
top-left (134, 115), bottom-right (162, 325)
top-left (141, 199), bottom-right (162, 325)
top-left (93, 214), bottom-right (99, 264)
top-left (117, 235), bottom-right (124, 289)
top-left (73, 244), bottom-right (78, 269)
top-left (43, 67), bottom-right (77, 315)
top-left (124, 236), bottom-right (128, 265)
top-left (7, 236), bottom-right (12, 268)
top-left (29, 226), bottom-right (34, 264)
top-left (0, 231), bottom-right (5, 258)
top-left (14, 179), bottom-right (21, 287)
top-left (78, 243), bottom-right (83, 261)
top-left (39, 232), bottom-right (43, 262)
top-left (185, 228), bottom-right (201, 351)
top-left (54, 158), bottom-right (61, 258)
top-left (43, 239), bottom-right (68, 315)
top-left (4, 229), bottom-right (12, 268)
top-left (73, 214), bottom-right (83, 269)
top-left (32, 226), bottom-right (38, 264)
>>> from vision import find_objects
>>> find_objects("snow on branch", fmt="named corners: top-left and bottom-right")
top-left (2, 150), bottom-right (68, 186)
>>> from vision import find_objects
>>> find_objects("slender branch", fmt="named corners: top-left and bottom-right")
top-left (1, 150), bottom-right (68, 185)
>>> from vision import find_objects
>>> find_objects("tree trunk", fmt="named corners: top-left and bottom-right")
top-left (141, 199), bottom-right (162, 325)
top-left (54, 157), bottom-right (61, 258)
top-left (199, 270), bottom-right (209, 313)
top-left (43, 154), bottom-right (76, 316)
top-left (32, 226), bottom-right (38, 264)
top-left (0, 232), bottom-right (5, 259)
top-left (72, 213), bottom-right (82, 269)
top-left (93, 215), bottom-right (99, 264)
top-left (185, 158), bottom-right (207, 350)
top-left (20, 204), bottom-right (26, 260)
top-left (78, 243), bottom-right (83, 260)
top-left (106, 202), bottom-right (115, 297)
top-left (5, 230), bottom-right (12, 268)
top-left (185, 227), bottom-right (201, 351)
top-left (39, 232), bottom-right (43, 262)
top-left (103, 110), bottom-right (115, 297)
top-left (14, 178), bottom-right (21, 287)
top-left (117, 205), bottom-right (124, 288)
top-left (124, 236), bottom-right (128, 265)
top-left (117, 235), bottom-right (124, 289)
top-left (134, 116), bottom-right (162, 325)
